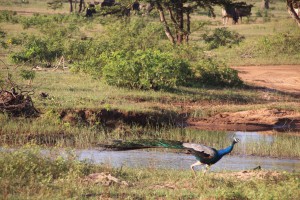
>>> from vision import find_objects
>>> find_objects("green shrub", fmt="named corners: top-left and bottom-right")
top-left (202, 28), bottom-right (245, 50)
top-left (102, 50), bottom-right (192, 90)
top-left (195, 59), bottom-right (243, 87)
top-left (71, 57), bottom-right (103, 77)
top-left (10, 35), bottom-right (63, 65)
top-left (19, 69), bottom-right (36, 84)
top-left (71, 18), bottom-right (167, 76)
top-left (102, 17), bottom-right (166, 52)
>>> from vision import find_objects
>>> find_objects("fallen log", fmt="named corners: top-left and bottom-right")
top-left (0, 89), bottom-right (39, 117)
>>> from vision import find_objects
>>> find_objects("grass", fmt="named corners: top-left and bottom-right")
top-left (0, 146), bottom-right (299, 199)
top-left (5, 69), bottom-right (298, 111)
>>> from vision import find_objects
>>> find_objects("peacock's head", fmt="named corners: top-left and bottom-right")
top-left (232, 137), bottom-right (240, 144)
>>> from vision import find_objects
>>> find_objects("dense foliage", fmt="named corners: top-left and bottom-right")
top-left (203, 28), bottom-right (245, 50)
top-left (3, 11), bottom-right (243, 89)
top-left (10, 35), bottom-right (63, 65)
top-left (195, 59), bottom-right (243, 87)
top-left (102, 50), bottom-right (192, 90)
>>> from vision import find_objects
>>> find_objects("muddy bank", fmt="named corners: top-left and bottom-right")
top-left (59, 108), bottom-right (185, 128)
top-left (187, 108), bottom-right (300, 132)
top-left (59, 108), bottom-right (300, 132)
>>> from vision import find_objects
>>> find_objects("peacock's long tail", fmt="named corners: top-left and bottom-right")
top-left (99, 139), bottom-right (185, 151)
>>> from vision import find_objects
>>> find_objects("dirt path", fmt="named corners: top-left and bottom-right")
top-left (233, 65), bottom-right (300, 95)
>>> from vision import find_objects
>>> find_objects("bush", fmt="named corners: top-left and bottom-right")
top-left (19, 69), bottom-right (36, 83)
top-left (194, 59), bottom-right (243, 87)
top-left (10, 35), bottom-right (63, 65)
top-left (70, 18), bottom-right (167, 76)
top-left (101, 50), bottom-right (192, 90)
top-left (102, 17), bottom-right (166, 52)
top-left (202, 28), bottom-right (245, 50)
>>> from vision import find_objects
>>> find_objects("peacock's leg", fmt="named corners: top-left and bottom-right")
top-left (190, 161), bottom-right (203, 176)
top-left (203, 164), bottom-right (211, 174)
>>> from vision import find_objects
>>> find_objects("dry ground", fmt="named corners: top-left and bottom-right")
top-left (188, 65), bottom-right (300, 132)
top-left (233, 65), bottom-right (300, 95)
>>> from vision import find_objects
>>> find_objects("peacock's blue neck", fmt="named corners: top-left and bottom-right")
top-left (217, 142), bottom-right (236, 157)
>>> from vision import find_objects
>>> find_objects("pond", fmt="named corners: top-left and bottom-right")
top-left (77, 149), bottom-right (300, 172)
top-left (76, 131), bottom-right (300, 172)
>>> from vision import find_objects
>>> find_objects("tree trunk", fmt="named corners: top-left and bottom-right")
top-left (176, 2), bottom-right (184, 45)
top-left (287, 0), bottom-right (300, 28)
top-left (185, 8), bottom-right (191, 43)
top-left (156, 3), bottom-right (175, 44)
top-left (69, 0), bottom-right (73, 12)
top-left (78, 0), bottom-right (84, 12)
top-left (74, 0), bottom-right (77, 13)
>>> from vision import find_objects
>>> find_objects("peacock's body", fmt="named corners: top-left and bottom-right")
top-left (101, 137), bottom-right (240, 175)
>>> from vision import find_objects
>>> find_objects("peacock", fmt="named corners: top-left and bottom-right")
top-left (100, 137), bottom-right (240, 175)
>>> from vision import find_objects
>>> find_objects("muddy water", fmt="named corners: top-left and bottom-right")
top-left (3, 131), bottom-right (297, 172)
top-left (77, 149), bottom-right (300, 172)
top-left (77, 132), bottom-right (300, 172)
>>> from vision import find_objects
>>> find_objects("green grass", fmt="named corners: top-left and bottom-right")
top-left (7, 69), bottom-right (297, 111)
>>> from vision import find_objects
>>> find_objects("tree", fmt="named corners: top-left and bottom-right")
top-left (143, 0), bottom-right (234, 45)
top-left (286, 0), bottom-right (300, 27)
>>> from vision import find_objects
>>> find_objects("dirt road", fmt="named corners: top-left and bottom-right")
top-left (233, 65), bottom-right (300, 95)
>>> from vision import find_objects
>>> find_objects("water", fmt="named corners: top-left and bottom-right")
top-left (75, 131), bottom-right (300, 172)
top-left (233, 131), bottom-right (274, 144)
top-left (77, 149), bottom-right (300, 172)
top-left (3, 131), bottom-right (299, 172)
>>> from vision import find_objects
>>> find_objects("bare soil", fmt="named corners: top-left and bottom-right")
top-left (188, 65), bottom-right (300, 132)
top-left (233, 65), bottom-right (300, 95)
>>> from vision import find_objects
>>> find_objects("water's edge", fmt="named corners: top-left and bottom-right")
top-left (77, 149), bottom-right (300, 172)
